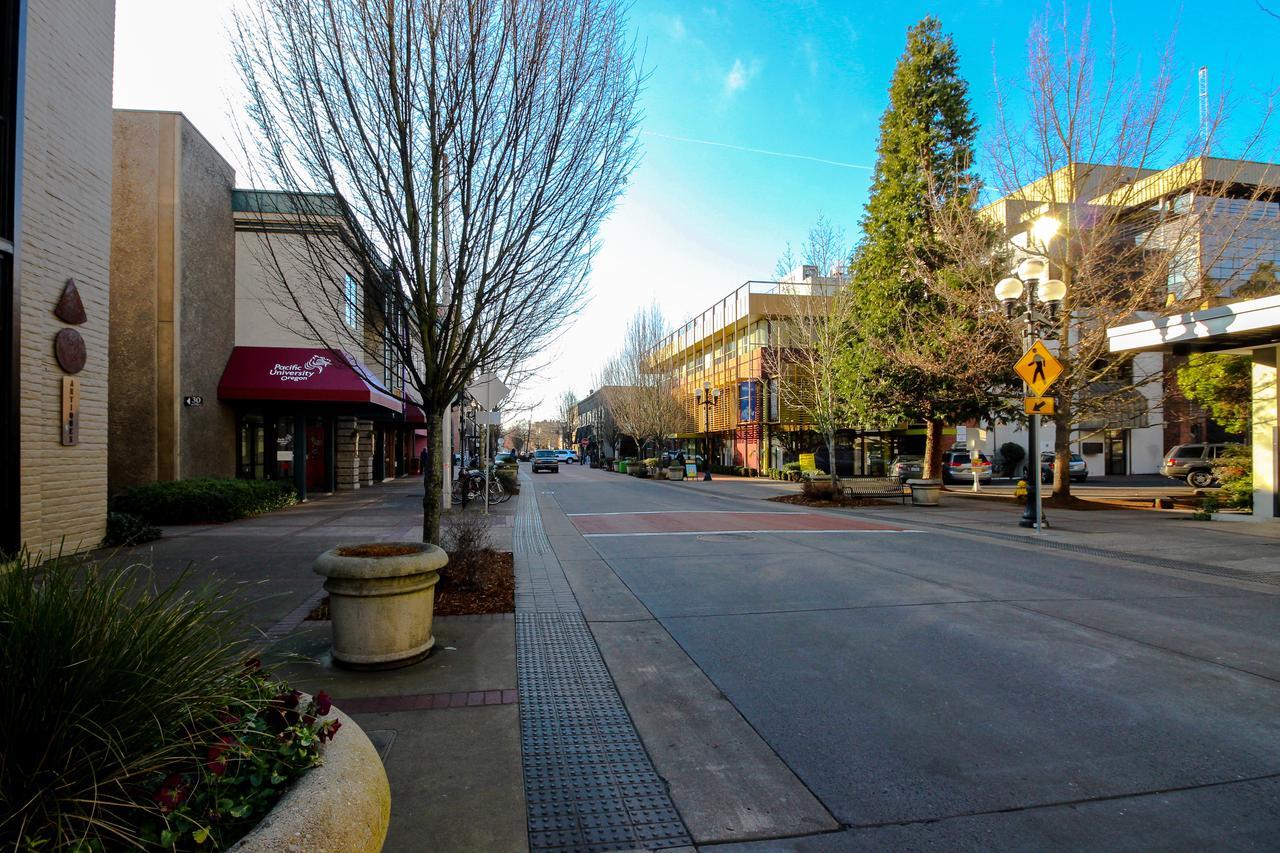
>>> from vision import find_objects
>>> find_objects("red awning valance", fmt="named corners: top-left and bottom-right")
top-left (217, 347), bottom-right (402, 412)
top-left (404, 403), bottom-right (427, 424)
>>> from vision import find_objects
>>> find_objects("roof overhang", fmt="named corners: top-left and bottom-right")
top-left (1107, 295), bottom-right (1280, 356)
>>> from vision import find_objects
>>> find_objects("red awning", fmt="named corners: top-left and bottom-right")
top-left (217, 347), bottom-right (402, 412)
top-left (404, 403), bottom-right (427, 424)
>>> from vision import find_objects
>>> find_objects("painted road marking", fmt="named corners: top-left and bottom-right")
top-left (569, 510), bottom-right (905, 536)
top-left (565, 509), bottom-right (804, 516)
top-left (582, 529), bottom-right (923, 538)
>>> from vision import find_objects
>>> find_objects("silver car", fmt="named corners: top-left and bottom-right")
top-left (1041, 451), bottom-right (1088, 483)
top-left (888, 455), bottom-right (923, 480)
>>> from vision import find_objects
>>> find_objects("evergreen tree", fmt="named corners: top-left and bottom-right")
top-left (843, 17), bottom-right (1013, 479)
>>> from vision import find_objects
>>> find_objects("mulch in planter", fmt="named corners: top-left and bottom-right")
top-left (305, 550), bottom-right (514, 620)
top-left (435, 550), bottom-right (515, 616)
top-left (767, 493), bottom-right (894, 508)
top-left (335, 543), bottom-right (422, 558)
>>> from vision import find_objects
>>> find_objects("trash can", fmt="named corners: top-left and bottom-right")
top-left (906, 479), bottom-right (942, 506)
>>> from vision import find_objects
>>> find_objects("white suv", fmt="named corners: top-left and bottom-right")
top-left (554, 449), bottom-right (578, 464)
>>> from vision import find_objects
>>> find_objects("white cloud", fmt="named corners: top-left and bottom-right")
top-left (668, 15), bottom-right (686, 41)
top-left (723, 58), bottom-right (758, 97)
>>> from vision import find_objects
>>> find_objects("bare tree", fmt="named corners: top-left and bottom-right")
top-left (765, 215), bottom-right (853, 485)
top-left (233, 0), bottom-right (642, 541)
top-left (988, 7), bottom-right (1278, 497)
top-left (606, 303), bottom-right (686, 458)
top-left (557, 390), bottom-right (579, 449)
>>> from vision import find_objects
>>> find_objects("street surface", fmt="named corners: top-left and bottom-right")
top-left (530, 462), bottom-right (1280, 850)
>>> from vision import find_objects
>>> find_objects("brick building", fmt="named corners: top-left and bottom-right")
top-left (2, 0), bottom-right (117, 556)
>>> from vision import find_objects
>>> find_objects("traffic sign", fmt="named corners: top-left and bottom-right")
top-left (1024, 396), bottom-right (1056, 415)
top-left (1014, 340), bottom-right (1063, 396)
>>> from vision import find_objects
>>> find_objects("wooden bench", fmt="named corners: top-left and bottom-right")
top-left (842, 476), bottom-right (910, 504)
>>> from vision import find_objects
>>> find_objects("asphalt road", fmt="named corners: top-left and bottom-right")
top-left (535, 463), bottom-right (1280, 851)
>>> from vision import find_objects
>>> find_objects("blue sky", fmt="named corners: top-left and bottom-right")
top-left (113, 1), bottom-right (1280, 418)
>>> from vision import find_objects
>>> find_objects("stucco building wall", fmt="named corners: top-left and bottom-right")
top-left (108, 111), bottom-right (236, 494)
top-left (18, 0), bottom-right (116, 553)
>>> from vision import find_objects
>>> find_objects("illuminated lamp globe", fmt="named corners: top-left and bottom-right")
top-left (1038, 279), bottom-right (1067, 303)
top-left (994, 277), bottom-right (1024, 302)
top-left (1016, 257), bottom-right (1047, 281)
top-left (1031, 215), bottom-right (1060, 245)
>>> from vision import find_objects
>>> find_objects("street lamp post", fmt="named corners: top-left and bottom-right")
top-left (995, 217), bottom-right (1067, 531)
top-left (694, 382), bottom-right (721, 482)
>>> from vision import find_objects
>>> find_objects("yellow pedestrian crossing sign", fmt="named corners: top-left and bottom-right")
top-left (1015, 340), bottom-right (1063, 396)
top-left (1024, 396), bottom-right (1056, 415)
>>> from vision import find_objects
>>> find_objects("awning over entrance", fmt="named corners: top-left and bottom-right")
top-left (217, 347), bottom-right (401, 412)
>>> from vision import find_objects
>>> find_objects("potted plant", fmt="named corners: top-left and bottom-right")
top-left (314, 542), bottom-right (448, 669)
top-left (906, 478), bottom-right (942, 506)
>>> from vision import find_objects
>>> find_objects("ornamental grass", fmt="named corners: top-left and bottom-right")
top-left (0, 554), bottom-right (335, 850)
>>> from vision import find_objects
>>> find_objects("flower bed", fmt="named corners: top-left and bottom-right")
top-left (0, 553), bottom-right (352, 851)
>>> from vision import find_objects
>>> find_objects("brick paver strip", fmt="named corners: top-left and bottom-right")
top-left (337, 688), bottom-right (519, 714)
top-left (569, 509), bottom-right (903, 535)
top-left (515, 477), bottom-right (693, 851)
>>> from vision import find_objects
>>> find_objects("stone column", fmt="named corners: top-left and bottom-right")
top-left (1253, 345), bottom-right (1278, 520)
top-left (336, 416), bottom-right (360, 491)
top-left (358, 419), bottom-right (375, 487)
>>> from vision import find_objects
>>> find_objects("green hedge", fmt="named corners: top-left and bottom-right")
top-left (111, 478), bottom-right (298, 525)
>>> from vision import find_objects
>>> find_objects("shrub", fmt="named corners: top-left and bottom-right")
top-left (495, 467), bottom-right (519, 496)
top-left (103, 511), bottom-right (161, 546)
top-left (0, 554), bottom-right (334, 850)
top-left (112, 478), bottom-right (298, 525)
top-left (642, 458), bottom-right (659, 467)
top-left (782, 461), bottom-right (802, 473)
top-left (441, 511), bottom-right (493, 588)
top-left (1213, 445), bottom-right (1253, 510)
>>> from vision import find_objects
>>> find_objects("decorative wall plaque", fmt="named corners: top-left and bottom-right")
top-left (54, 328), bottom-right (86, 374)
top-left (54, 278), bottom-right (87, 324)
top-left (61, 377), bottom-right (80, 445)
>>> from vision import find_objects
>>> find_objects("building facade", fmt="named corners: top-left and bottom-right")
top-left (109, 111), bottom-right (423, 504)
top-left (2, 0), bottom-right (117, 556)
top-left (978, 157), bottom-right (1280, 476)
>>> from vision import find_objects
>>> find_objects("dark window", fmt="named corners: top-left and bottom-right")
top-left (1172, 446), bottom-right (1203, 459)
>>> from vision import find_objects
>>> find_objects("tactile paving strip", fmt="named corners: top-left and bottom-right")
top-left (515, 480), bottom-right (692, 852)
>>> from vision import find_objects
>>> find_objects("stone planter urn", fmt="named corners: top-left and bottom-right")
top-left (907, 479), bottom-right (942, 506)
top-left (229, 698), bottom-right (390, 852)
top-left (314, 542), bottom-right (447, 670)
top-left (668, 466), bottom-right (684, 481)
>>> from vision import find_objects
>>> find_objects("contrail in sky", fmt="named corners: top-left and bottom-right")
top-left (642, 131), bottom-right (873, 170)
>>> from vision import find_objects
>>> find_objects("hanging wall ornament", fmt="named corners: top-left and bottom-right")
top-left (54, 278), bottom-right (88, 325)
top-left (54, 328), bottom-right (86, 374)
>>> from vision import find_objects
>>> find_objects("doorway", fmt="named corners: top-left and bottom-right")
top-left (1105, 429), bottom-right (1127, 476)
top-left (306, 419), bottom-right (328, 491)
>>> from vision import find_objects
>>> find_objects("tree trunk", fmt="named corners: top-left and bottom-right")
top-left (922, 418), bottom-right (944, 480)
top-left (1051, 405), bottom-right (1072, 500)
top-left (827, 431), bottom-right (839, 487)
top-left (422, 412), bottom-right (445, 545)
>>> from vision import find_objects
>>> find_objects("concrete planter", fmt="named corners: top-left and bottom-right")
top-left (229, 700), bottom-right (390, 852)
top-left (906, 479), bottom-right (942, 506)
top-left (314, 542), bottom-right (448, 670)
top-left (668, 466), bottom-right (684, 481)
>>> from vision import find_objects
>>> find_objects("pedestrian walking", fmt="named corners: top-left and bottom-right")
top-left (420, 446), bottom-right (428, 476)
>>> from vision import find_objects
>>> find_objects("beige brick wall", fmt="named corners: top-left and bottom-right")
top-left (18, 0), bottom-right (116, 555)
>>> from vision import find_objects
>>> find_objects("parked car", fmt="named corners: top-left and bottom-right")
top-left (940, 448), bottom-right (992, 484)
top-left (531, 449), bottom-right (559, 473)
top-left (554, 449), bottom-right (578, 464)
top-left (1040, 451), bottom-right (1088, 483)
top-left (888, 455), bottom-right (924, 481)
top-left (1160, 443), bottom-right (1236, 487)
top-left (493, 452), bottom-right (517, 470)
top-left (517, 450), bottom-right (531, 462)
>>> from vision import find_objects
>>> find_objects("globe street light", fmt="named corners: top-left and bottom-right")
top-left (694, 382), bottom-right (721, 481)
top-left (995, 239), bottom-right (1068, 529)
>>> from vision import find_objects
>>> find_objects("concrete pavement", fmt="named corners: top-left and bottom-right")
top-left (534, 463), bottom-right (1280, 850)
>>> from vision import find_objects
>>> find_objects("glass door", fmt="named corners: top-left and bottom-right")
top-left (1105, 429), bottom-right (1127, 476)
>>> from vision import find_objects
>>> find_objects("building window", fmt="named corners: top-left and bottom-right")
top-left (344, 274), bottom-right (358, 328)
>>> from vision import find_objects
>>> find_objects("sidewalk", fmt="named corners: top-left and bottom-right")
top-left (112, 476), bottom-right (526, 852)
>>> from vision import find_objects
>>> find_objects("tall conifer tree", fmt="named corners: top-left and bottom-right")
top-left (844, 17), bottom-right (1007, 479)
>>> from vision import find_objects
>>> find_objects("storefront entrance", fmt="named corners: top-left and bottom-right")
top-left (1105, 429), bottom-right (1128, 476)
top-left (306, 420), bottom-right (328, 491)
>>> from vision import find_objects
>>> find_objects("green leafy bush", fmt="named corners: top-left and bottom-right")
top-left (0, 554), bottom-right (335, 850)
top-left (495, 467), bottom-right (519, 496)
top-left (1213, 445), bottom-right (1253, 510)
top-left (112, 478), bottom-right (298, 525)
top-left (103, 511), bottom-right (162, 546)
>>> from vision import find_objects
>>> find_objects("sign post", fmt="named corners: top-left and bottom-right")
top-left (1013, 340), bottom-right (1064, 531)
top-left (467, 374), bottom-right (510, 516)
